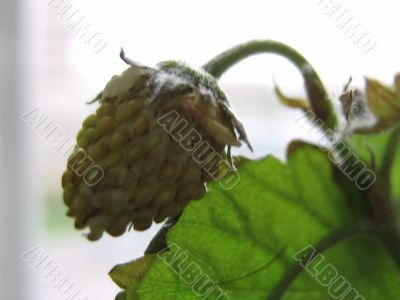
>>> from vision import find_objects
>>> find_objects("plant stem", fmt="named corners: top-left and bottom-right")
top-left (145, 212), bottom-right (182, 254)
top-left (379, 124), bottom-right (400, 182)
top-left (267, 220), bottom-right (376, 300)
top-left (202, 40), bottom-right (337, 130)
top-left (380, 223), bottom-right (400, 269)
top-left (203, 40), bottom-right (311, 79)
top-left (375, 124), bottom-right (400, 268)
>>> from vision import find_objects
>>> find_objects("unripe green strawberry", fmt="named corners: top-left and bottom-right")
top-left (62, 53), bottom-right (250, 240)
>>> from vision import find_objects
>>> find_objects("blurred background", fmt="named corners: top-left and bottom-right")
top-left (1, 0), bottom-right (399, 299)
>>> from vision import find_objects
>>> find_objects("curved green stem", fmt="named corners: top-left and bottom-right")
top-left (202, 40), bottom-right (337, 130)
top-left (267, 220), bottom-right (376, 300)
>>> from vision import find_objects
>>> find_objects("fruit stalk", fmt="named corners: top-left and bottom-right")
top-left (203, 40), bottom-right (337, 130)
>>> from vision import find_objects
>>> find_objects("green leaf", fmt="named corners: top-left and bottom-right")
top-left (110, 255), bottom-right (157, 300)
top-left (111, 142), bottom-right (400, 299)
top-left (346, 125), bottom-right (400, 200)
